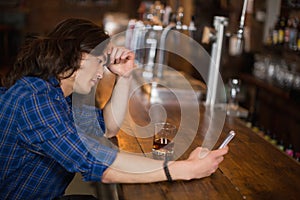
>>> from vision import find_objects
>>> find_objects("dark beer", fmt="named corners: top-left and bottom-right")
top-left (152, 137), bottom-right (174, 160)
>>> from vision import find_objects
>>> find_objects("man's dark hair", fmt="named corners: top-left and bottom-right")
top-left (2, 18), bottom-right (110, 88)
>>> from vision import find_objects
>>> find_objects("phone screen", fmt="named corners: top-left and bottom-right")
top-left (218, 130), bottom-right (236, 149)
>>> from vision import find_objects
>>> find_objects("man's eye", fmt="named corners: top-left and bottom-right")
top-left (97, 58), bottom-right (103, 64)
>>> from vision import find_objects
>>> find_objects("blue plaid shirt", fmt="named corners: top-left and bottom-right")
top-left (0, 77), bottom-right (118, 200)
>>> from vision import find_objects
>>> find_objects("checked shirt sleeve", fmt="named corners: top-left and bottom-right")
top-left (72, 104), bottom-right (106, 137)
top-left (17, 92), bottom-right (117, 181)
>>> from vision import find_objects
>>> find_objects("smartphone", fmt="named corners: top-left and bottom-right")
top-left (218, 130), bottom-right (236, 149)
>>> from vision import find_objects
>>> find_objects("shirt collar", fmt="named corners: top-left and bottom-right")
top-left (48, 77), bottom-right (60, 87)
top-left (0, 87), bottom-right (7, 94)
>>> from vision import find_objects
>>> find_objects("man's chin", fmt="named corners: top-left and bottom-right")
top-left (73, 87), bottom-right (92, 95)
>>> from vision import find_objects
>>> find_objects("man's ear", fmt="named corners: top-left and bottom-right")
top-left (59, 69), bottom-right (77, 81)
top-left (95, 67), bottom-right (116, 109)
top-left (71, 71), bottom-right (77, 80)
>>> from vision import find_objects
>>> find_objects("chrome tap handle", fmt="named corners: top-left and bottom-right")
top-left (237, 0), bottom-right (248, 40)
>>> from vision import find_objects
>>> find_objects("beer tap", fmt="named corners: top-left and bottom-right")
top-left (176, 6), bottom-right (184, 29)
top-left (230, 0), bottom-right (249, 56)
top-left (204, 0), bottom-right (249, 106)
top-left (203, 16), bottom-right (229, 106)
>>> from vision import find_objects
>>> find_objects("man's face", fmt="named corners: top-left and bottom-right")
top-left (73, 53), bottom-right (106, 94)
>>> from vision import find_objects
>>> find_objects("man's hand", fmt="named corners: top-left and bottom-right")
top-left (106, 47), bottom-right (135, 77)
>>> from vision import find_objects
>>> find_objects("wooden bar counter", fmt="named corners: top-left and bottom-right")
top-left (104, 82), bottom-right (300, 200)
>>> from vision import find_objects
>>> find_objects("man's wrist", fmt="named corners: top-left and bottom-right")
top-left (116, 74), bottom-right (132, 81)
top-left (163, 159), bottom-right (173, 182)
top-left (168, 160), bottom-right (192, 181)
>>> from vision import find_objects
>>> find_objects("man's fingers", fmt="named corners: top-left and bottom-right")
top-left (110, 47), bottom-right (134, 62)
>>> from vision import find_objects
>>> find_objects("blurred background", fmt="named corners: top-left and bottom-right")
top-left (1, 0), bottom-right (300, 194)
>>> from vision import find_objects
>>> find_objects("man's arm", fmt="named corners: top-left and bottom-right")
top-left (102, 146), bottom-right (228, 183)
top-left (102, 75), bottom-right (132, 137)
top-left (101, 46), bottom-right (135, 138)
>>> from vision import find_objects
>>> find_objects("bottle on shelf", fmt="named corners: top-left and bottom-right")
top-left (289, 17), bottom-right (298, 51)
top-left (257, 126), bottom-right (265, 138)
top-left (285, 144), bottom-right (294, 157)
top-left (278, 16), bottom-right (286, 45)
top-left (252, 122), bottom-right (260, 133)
top-left (284, 18), bottom-right (292, 47)
top-left (264, 130), bottom-right (272, 141)
top-left (245, 114), bottom-right (253, 128)
top-left (277, 139), bottom-right (285, 151)
top-left (272, 17), bottom-right (280, 45)
top-left (297, 18), bottom-right (300, 51)
top-left (245, 111), bottom-right (257, 128)
top-left (266, 28), bottom-right (273, 46)
top-left (270, 133), bottom-right (277, 145)
top-left (295, 152), bottom-right (300, 162)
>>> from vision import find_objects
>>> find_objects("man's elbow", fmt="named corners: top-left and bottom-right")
top-left (104, 129), bottom-right (119, 138)
top-left (101, 168), bottom-right (115, 183)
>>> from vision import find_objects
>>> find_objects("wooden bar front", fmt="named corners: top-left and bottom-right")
top-left (111, 83), bottom-right (300, 200)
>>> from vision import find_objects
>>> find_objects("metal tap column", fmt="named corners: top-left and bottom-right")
top-left (205, 16), bottom-right (228, 106)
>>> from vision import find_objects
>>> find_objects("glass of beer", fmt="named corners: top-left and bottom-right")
top-left (152, 122), bottom-right (176, 160)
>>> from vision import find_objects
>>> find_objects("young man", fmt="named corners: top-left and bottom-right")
top-left (0, 18), bottom-right (228, 200)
